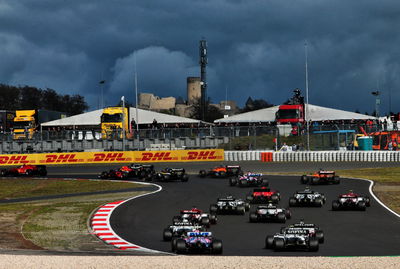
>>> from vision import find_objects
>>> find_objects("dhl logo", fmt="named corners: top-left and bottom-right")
top-left (92, 153), bottom-right (129, 162)
top-left (0, 155), bottom-right (30, 164)
top-left (136, 152), bottom-right (177, 161)
top-left (44, 154), bottom-right (80, 163)
top-left (185, 151), bottom-right (219, 160)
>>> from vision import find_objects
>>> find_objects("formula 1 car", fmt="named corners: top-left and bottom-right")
top-left (249, 204), bottom-right (291, 223)
top-left (154, 168), bottom-right (189, 182)
top-left (119, 163), bottom-right (155, 180)
top-left (198, 165), bottom-right (242, 178)
top-left (163, 221), bottom-right (206, 241)
top-left (209, 196), bottom-right (250, 215)
top-left (229, 172), bottom-right (268, 187)
top-left (0, 164), bottom-right (47, 177)
top-left (98, 169), bottom-right (128, 180)
top-left (289, 187), bottom-right (326, 207)
top-left (300, 170), bottom-right (340, 185)
top-left (265, 228), bottom-right (319, 251)
top-left (282, 221), bottom-right (324, 243)
top-left (171, 231), bottom-right (223, 254)
top-left (332, 191), bottom-right (371, 211)
top-left (172, 208), bottom-right (217, 228)
top-left (246, 187), bottom-right (280, 204)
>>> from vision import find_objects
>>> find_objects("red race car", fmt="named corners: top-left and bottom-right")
top-left (246, 187), bottom-right (280, 204)
top-left (1, 165), bottom-right (47, 177)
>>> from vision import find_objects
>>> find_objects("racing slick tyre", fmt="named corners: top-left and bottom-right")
top-left (311, 177), bottom-right (319, 185)
top-left (163, 229), bottom-right (172, 241)
top-left (365, 197), bottom-right (371, 207)
top-left (236, 205), bottom-right (245, 215)
top-left (314, 198), bottom-right (324, 207)
top-left (316, 230), bottom-right (324, 243)
top-left (238, 180), bottom-right (247, 187)
top-left (98, 171), bottom-right (108, 179)
top-left (333, 176), bottom-right (340, 184)
top-left (212, 239), bottom-right (223, 254)
top-left (1, 169), bottom-right (8, 177)
top-left (218, 171), bottom-right (226, 178)
top-left (246, 194), bottom-right (254, 202)
top-left (175, 239), bottom-right (186, 254)
top-left (265, 235), bottom-right (274, 249)
top-left (181, 174), bottom-right (189, 182)
top-left (171, 238), bottom-right (177, 252)
top-left (38, 166), bottom-right (47, 176)
top-left (209, 214), bottom-right (217, 224)
top-left (271, 194), bottom-right (279, 204)
top-left (300, 175), bottom-right (308, 184)
top-left (139, 171), bottom-right (147, 179)
top-left (210, 204), bottom-right (218, 214)
top-left (332, 200), bottom-right (340, 211)
top-left (245, 202), bottom-right (250, 211)
top-left (285, 209), bottom-right (292, 219)
top-left (26, 169), bottom-right (33, 176)
top-left (309, 238), bottom-right (319, 252)
top-left (172, 216), bottom-right (181, 223)
top-left (201, 217), bottom-right (211, 227)
top-left (289, 197), bottom-right (297, 207)
top-left (229, 178), bottom-right (237, 186)
top-left (277, 212), bottom-right (286, 223)
top-left (199, 170), bottom-right (207, 178)
top-left (145, 173), bottom-right (153, 181)
top-left (273, 238), bottom-right (285, 251)
top-left (358, 201), bottom-right (366, 211)
top-left (249, 213), bottom-right (258, 223)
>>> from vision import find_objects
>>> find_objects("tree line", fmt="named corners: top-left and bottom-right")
top-left (0, 84), bottom-right (88, 115)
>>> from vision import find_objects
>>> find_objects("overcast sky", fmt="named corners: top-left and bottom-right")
top-left (1, 0), bottom-right (400, 115)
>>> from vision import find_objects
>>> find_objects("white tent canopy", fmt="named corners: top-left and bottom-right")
top-left (214, 104), bottom-right (376, 123)
top-left (42, 107), bottom-right (202, 127)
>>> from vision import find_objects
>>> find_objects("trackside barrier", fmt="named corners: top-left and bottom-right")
top-left (0, 149), bottom-right (224, 166)
top-left (225, 150), bottom-right (400, 162)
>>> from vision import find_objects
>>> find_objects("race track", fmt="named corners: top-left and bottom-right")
top-left (44, 163), bottom-right (400, 256)
top-left (108, 174), bottom-right (400, 256)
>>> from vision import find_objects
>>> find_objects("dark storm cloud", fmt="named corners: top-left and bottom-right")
top-left (1, 0), bottom-right (400, 114)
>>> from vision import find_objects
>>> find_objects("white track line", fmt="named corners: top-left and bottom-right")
top-left (90, 180), bottom-right (170, 254)
top-left (351, 177), bottom-right (400, 219)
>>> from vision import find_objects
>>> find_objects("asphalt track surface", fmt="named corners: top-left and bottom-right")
top-left (11, 162), bottom-right (400, 256)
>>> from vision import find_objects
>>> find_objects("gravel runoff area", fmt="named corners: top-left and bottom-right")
top-left (1, 255), bottom-right (400, 269)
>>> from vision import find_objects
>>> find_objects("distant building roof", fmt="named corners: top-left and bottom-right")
top-left (42, 107), bottom-right (203, 126)
top-left (214, 104), bottom-right (376, 123)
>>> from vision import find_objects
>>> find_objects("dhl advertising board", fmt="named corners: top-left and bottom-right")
top-left (0, 149), bottom-right (224, 166)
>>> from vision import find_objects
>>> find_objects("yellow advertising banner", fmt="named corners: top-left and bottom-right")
top-left (0, 149), bottom-right (224, 166)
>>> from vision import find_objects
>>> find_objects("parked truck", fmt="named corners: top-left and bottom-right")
top-left (0, 110), bottom-right (15, 132)
top-left (12, 109), bottom-right (65, 139)
top-left (100, 107), bottom-right (129, 139)
top-left (275, 89), bottom-right (305, 124)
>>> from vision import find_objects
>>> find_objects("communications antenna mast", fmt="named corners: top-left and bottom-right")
top-left (199, 39), bottom-right (208, 121)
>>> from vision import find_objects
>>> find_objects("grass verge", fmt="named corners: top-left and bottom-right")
top-left (0, 178), bottom-right (149, 251)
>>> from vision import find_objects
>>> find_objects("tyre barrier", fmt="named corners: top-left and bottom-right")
top-left (224, 150), bottom-right (400, 162)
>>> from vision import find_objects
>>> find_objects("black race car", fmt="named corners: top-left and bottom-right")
top-left (171, 231), bottom-right (223, 254)
top-left (229, 172), bottom-right (268, 187)
top-left (249, 204), bottom-right (291, 223)
top-left (289, 187), bottom-right (326, 207)
top-left (209, 196), bottom-right (250, 215)
top-left (199, 165), bottom-right (242, 178)
top-left (265, 228), bottom-right (319, 251)
top-left (163, 221), bottom-right (206, 241)
top-left (154, 168), bottom-right (189, 182)
top-left (172, 208), bottom-right (217, 228)
top-left (98, 169), bottom-right (128, 180)
top-left (120, 163), bottom-right (155, 180)
top-left (332, 191), bottom-right (371, 211)
top-left (282, 221), bottom-right (324, 243)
